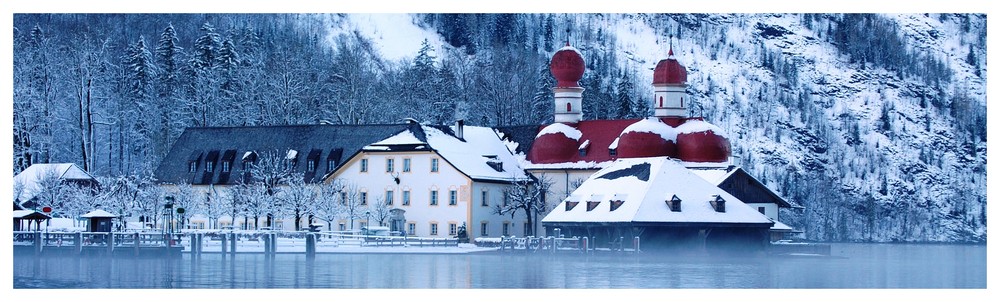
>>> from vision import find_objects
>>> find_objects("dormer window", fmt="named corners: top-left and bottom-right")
top-left (327, 159), bottom-right (336, 171)
top-left (306, 149), bottom-right (321, 173)
top-left (189, 162), bottom-right (197, 173)
top-left (578, 140), bottom-right (590, 157)
top-left (483, 155), bottom-right (503, 172)
top-left (206, 161), bottom-right (214, 172)
top-left (666, 195), bottom-right (682, 212)
top-left (710, 195), bottom-right (726, 213)
top-left (307, 160), bottom-right (316, 172)
top-left (220, 150), bottom-right (236, 173)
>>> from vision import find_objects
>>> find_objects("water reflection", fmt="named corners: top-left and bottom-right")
top-left (12, 243), bottom-right (986, 289)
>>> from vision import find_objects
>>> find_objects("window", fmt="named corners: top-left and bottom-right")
top-left (481, 191), bottom-right (489, 207)
top-left (327, 159), bottom-right (336, 171)
top-left (481, 222), bottom-right (488, 236)
top-left (222, 161), bottom-right (230, 173)
top-left (449, 223), bottom-right (457, 236)
top-left (360, 158), bottom-right (368, 172)
top-left (659, 96), bottom-right (663, 107)
top-left (407, 223), bottom-right (416, 236)
top-left (306, 160), bottom-right (315, 172)
top-left (566, 102), bottom-right (572, 111)
top-left (402, 158), bottom-right (411, 172)
top-left (524, 223), bottom-right (530, 236)
top-left (680, 97), bottom-right (684, 107)
top-left (431, 158), bottom-right (439, 172)
top-left (360, 222), bottom-right (367, 230)
top-left (402, 191), bottom-right (411, 206)
top-left (502, 222), bottom-right (510, 236)
top-left (430, 223), bottom-right (438, 235)
top-left (449, 190), bottom-right (458, 205)
top-left (758, 207), bottom-right (766, 214)
top-left (189, 162), bottom-right (197, 173)
top-left (386, 158), bottom-right (394, 172)
top-left (340, 192), bottom-right (347, 205)
top-left (609, 148), bottom-right (617, 156)
top-left (339, 223), bottom-right (346, 231)
top-left (360, 192), bottom-right (368, 205)
top-left (386, 190), bottom-right (394, 205)
top-left (430, 190), bottom-right (438, 205)
top-left (206, 161), bottom-right (214, 172)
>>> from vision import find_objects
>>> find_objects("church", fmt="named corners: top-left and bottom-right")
top-left (502, 42), bottom-right (800, 251)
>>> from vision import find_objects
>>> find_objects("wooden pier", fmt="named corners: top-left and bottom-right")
top-left (13, 231), bottom-right (184, 257)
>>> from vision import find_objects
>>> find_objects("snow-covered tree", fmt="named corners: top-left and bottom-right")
top-left (492, 174), bottom-right (552, 236)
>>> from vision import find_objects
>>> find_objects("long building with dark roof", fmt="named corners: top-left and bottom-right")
top-left (155, 123), bottom-right (413, 186)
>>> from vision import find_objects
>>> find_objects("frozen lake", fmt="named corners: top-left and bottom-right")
top-left (12, 242), bottom-right (985, 289)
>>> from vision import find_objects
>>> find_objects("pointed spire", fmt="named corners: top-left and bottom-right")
top-left (668, 34), bottom-right (675, 58)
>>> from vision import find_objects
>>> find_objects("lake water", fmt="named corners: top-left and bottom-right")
top-left (11, 243), bottom-right (986, 289)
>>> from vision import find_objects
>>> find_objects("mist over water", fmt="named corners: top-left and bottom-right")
top-left (12, 243), bottom-right (985, 289)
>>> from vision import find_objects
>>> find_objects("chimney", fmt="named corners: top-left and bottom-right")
top-left (456, 119), bottom-right (465, 140)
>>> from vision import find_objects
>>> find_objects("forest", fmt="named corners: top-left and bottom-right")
top-left (12, 13), bottom-right (987, 242)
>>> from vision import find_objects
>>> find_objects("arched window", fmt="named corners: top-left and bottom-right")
top-left (567, 102), bottom-right (572, 112)
top-left (659, 96), bottom-right (663, 107)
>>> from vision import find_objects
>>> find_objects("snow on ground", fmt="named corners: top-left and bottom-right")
top-left (323, 14), bottom-right (447, 63)
top-left (189, 239), bottom-right (498, 254)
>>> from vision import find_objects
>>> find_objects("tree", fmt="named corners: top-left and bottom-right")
top-left (279, 175), bottom-right (317, 231)
top-left (246, 150), bottom-right (294, 228)
top-left (368, 197), bottom-right (393, 227)
top-left (492, 174), bottom-right (552, 236)
top-left (615, 69), bottom-right (636, 119)
top-left (313, 179), bottom-right (346, 231)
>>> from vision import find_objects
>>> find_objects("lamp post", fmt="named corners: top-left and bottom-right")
top-left (164, 196), bottom-right (175, 234)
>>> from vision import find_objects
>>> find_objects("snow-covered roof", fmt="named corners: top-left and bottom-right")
top-left (676, 119), bottom-right (729, 138)
top-left (542, 157), bottom-right (773, 226)
top-left (536, 123), bottom-right (582, 141)
top-left (525, 160), bottom-right (612, 170)
top-left (426, 125), bottom-right (531, 182)
top-left (689, 167), bottom-right (738, 185)
top-left (621, 117), bottom-right (677, 141)
top-left (13, 210), bottom-right (49, 219)
top-left (285, 149), bottom-right (298, 160)
top-left (13, 163), bottom-right (96, 203)
top-left (361, 124), bottom-right (530, 182)
top-left (81, 209), bottom-right (117, 218)
top-left (80, 209), bottom-right (117, 218)
top-left (370, 130), bottom-right (424, 146)
top-left (771, 220), bottom-right (796, 231)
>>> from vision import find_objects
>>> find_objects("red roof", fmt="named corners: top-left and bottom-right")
top-left (527, 117), bottom-right (731, 165)
top-left (528, 119), bottom-right (637, 164)
top-left (652, 58), bottom-right (687, 85)
top-left (550, 44), bottom-right (586, 88)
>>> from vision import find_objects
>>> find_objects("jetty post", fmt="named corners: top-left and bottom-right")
top-left (74, 232), bottom-right (83, 255)
top-left (306, 233), bottom-right (316, 259)
top-left (229, 233), bottom-right (237, 256)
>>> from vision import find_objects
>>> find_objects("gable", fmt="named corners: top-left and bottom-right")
top-left (717, 169), bottom-right (793, 208)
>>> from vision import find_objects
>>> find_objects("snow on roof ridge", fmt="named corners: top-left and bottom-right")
top-left (675, 119), bottom-right (729, 138)
top-left (536, 123), bottom-right (582, 140)
top-left (557, 45), bottom-right (583, 57)
top-left (621, 117), bottom-right (678, 141)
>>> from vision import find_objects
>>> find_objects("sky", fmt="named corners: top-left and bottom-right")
top-left (2, 0), bottom-right (996, 301)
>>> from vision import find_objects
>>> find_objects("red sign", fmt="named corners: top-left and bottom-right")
top-left (42, 206), bottom-right (52, 213)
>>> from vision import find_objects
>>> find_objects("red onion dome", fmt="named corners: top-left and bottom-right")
top-left (675, 119), bottom-right (731, 163)
top-left (529, 123), bottom-right (582, 164)
top-left (616, 117), bottom-right (678, 158)
top-left (550, 43), bottom-right (586, 88)
top-left (652, 48), bottom-right (687, 85)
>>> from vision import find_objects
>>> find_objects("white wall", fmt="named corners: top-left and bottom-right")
top-left (334, 150), bottom-right (470, 238)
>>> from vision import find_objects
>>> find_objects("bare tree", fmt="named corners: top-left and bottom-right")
top-left (492, 174), bottom-right (553, 236)
top-left (368, 197), bottom-right (393, 227)
top-left (246, 150), bottom-right (293, 228)
top-left (279, 175), bottom-right (317, 231)
top-left (235, 181), bottom-right (269, 230)
top-left (313, 179), bottom-right (346, 231)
